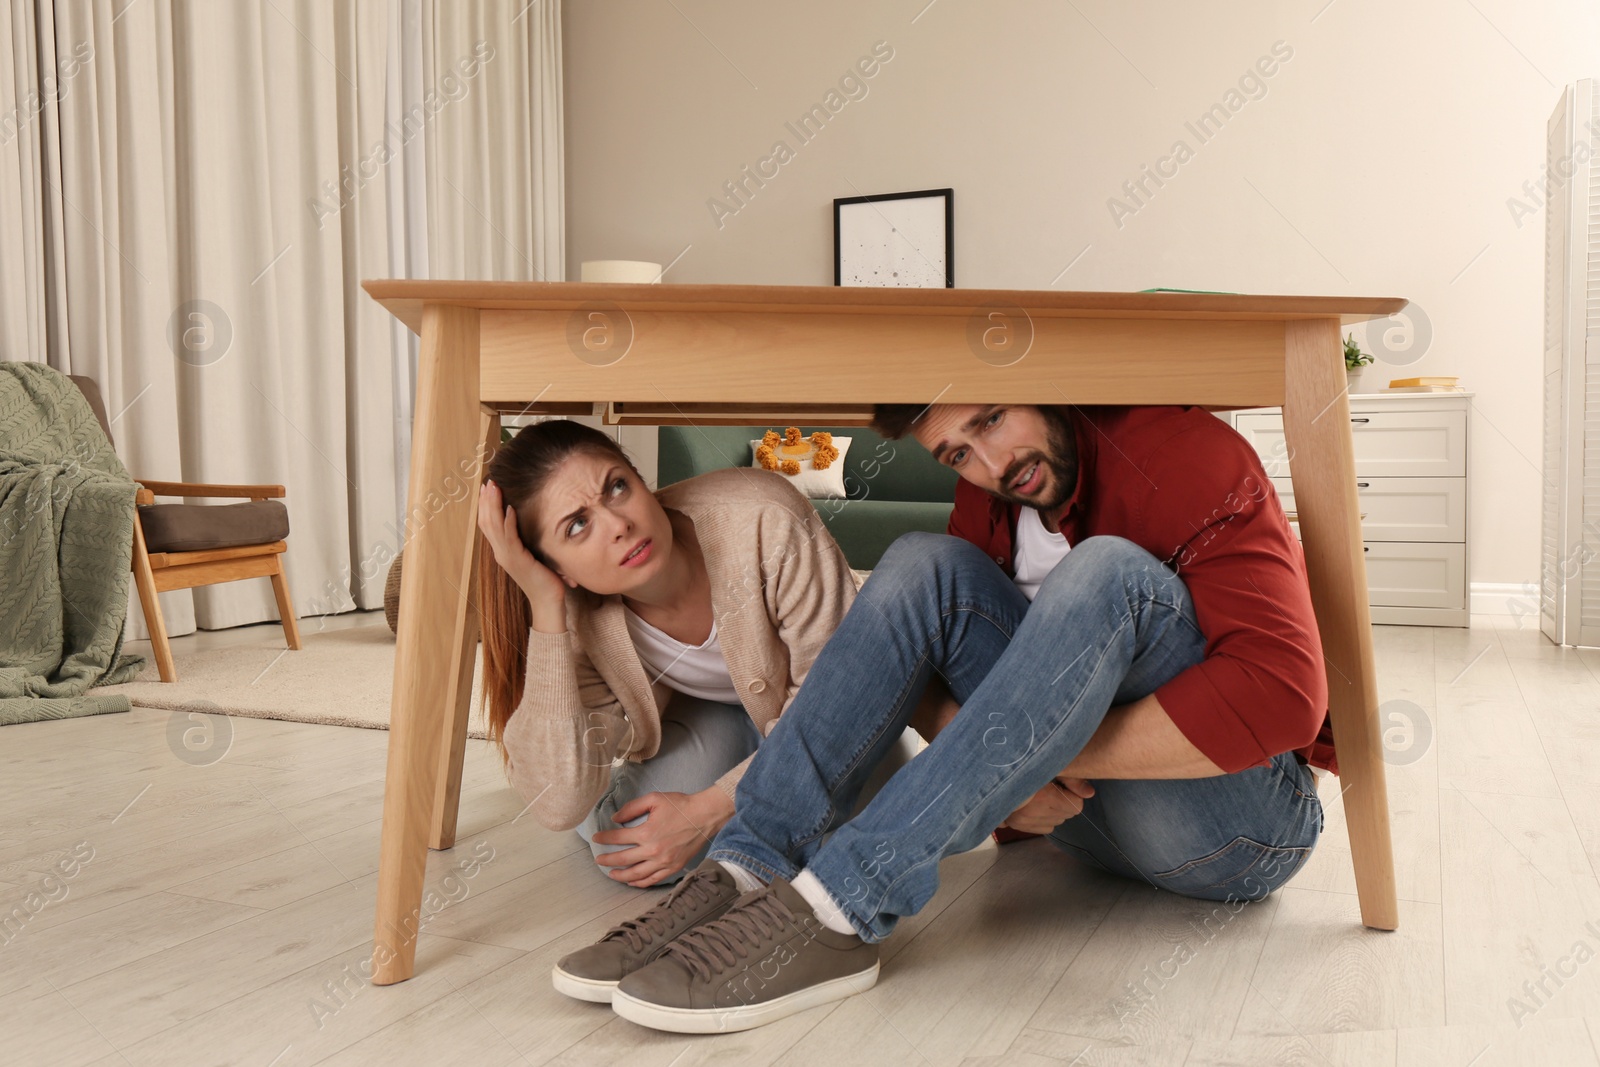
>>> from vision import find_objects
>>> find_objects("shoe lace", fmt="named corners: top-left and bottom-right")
top-left (660, 886), bottom-right (802, 983)
top-left (601, 867), bottom-right (725, 954)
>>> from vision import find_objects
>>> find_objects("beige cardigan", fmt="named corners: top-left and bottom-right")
top-left (501, 467), bottom-right (861, 831)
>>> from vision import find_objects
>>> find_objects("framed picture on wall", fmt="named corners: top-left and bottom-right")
top-left (833, 188), bottom-right (953, 287)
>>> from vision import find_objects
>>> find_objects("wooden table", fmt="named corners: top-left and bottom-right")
top-left (361, 280), bottom-right (1408, 984)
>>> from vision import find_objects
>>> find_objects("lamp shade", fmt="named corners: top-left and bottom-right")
top-left (579, 260), bottom-right (663, 283)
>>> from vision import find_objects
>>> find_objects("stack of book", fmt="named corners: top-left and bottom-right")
top-left (1383, 375), bottom-right (1463, 393)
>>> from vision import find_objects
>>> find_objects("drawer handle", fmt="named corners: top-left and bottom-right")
top-left (1356, 482), bottom-right (1369, 488)
top-left (1363, 545), bottom-right (1369, 552)
top-left (1351, 417), bottom-right (1370, 424)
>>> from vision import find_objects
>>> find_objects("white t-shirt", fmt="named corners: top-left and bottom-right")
top-left (1012, 506), bottom-right (1072, 601)
top-left (622, 605), bottom-right (742, 704)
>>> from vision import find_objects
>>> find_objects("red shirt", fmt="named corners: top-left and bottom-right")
top-left (946, 405), bottom-right (1338, 775)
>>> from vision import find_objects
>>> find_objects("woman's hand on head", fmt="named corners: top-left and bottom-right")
top-left (478, 479), bottom-right (568, 621)
top-left (590, 787), bottom-right (736, 888)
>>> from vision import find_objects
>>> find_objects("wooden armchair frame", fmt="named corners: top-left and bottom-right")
top-left (129, 480), bottom-right (302, 682)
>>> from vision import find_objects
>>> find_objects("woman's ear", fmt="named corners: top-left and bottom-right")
top-left (537, 548), bottom-right (578, 590)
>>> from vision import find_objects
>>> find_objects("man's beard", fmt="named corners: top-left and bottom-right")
top-left (992, 407), bottom-right (1079, 514)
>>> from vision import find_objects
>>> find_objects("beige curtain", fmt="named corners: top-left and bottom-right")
top-left (424, 0), bottom-right (564, 281)
top-left (0, 0), bottom-right (564, 640)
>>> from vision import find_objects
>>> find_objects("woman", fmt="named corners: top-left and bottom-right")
top-left (477, 419), bottom-right (860, 889)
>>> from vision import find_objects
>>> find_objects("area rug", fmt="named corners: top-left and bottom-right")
top-left (97, 623), bottom-right (490, 738)
top-left (98, 569), bottom-right (875, 734)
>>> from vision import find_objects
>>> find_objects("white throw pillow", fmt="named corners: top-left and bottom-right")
top-left (748, 435), bottom-right (852, 499)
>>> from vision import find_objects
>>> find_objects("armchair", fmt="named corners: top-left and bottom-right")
top-left (68, 376), bottom-right (302, 682)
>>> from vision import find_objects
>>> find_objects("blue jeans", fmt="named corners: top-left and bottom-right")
top-left (578, 695), bottom-right (762, 884)
top-left (708, 532), bottom-right (1324, 942)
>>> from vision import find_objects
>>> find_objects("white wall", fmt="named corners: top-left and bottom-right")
top-left (562, 0), bottom-right (1600, 595)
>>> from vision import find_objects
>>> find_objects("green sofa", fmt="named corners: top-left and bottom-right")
top-left (656, 425), bottom-right (960, 569)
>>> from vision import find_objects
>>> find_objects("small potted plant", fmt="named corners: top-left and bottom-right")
top-left (1344, 333), bottom-right (1375, 392)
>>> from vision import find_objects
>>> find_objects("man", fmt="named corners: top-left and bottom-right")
top-left (554, 402), bottom-right (1335, 1034)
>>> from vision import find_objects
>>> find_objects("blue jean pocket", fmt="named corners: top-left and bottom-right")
top-left (1153, 835), bottom-right (1312, 901)
top-left (1274, 757), bottom-right (1318, 801)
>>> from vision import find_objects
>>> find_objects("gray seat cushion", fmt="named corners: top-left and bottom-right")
top-left (138, 499), bottom-right (290, 553)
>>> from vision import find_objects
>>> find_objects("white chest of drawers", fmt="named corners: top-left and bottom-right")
top-left (1223, 392), bottom-right (1471, 627)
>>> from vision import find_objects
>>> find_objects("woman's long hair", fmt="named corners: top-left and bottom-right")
top-left (479, 420), bottom-right (639, 761)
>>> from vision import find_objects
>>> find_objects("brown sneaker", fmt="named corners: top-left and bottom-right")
top-left (610, 875), bottom-right (879, 1033)
top-left (552, 859), bottom-right (741, 1003)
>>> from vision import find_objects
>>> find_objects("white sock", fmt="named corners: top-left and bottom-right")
top-left (791, 869), bottom-right (860, 936)
top-left (718, 860), bottom-right (764, 894)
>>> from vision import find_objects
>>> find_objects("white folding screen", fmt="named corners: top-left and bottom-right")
top-left (1541, 79), bottom-right (1600, 647)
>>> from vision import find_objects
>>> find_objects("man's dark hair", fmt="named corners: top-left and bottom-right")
top-left (870, 404), bottom-right (930, 441)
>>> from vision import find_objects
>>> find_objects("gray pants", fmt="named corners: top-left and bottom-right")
top-left (577, 692), bottom-right (923, 885)
top-left (576, 695), bottom-right (763, 881)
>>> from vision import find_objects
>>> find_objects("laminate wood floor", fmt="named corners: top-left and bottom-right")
top-left (4, 612), bottom-right (1599, 1066)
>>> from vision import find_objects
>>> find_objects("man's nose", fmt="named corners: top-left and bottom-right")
top-left (977, 447), bottom-right (1009, 484)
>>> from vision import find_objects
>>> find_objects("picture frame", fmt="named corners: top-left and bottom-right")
top-left (833, 187), bottom-right (953, 288)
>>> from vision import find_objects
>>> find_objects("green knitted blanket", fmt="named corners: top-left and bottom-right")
top-left (0, 362), bottom-right (145, 724)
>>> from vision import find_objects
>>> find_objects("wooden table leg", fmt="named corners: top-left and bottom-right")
top-left (1281, 316), bottom-right (1399, 932)
top-left (372, 304), bottom-right (482, 985)
top-left (430, 409), bottom-right (501, 850)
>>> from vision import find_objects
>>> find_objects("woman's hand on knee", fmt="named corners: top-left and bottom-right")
top-left (591, 787), bottom-right (734, 887)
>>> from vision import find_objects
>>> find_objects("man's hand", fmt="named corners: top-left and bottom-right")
top-left (1001, 777), bottom-right (1096, 835)
top-left (591, 787), bottom-right (735, 888)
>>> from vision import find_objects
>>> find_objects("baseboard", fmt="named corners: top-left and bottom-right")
top-left (1469, 581), bottom-right (1540, 618)
top-left (1370, 604), bottom-right (1468, 627)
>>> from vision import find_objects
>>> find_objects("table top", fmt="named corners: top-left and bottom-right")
top-left (361, 280), bottom-right (1408, 337)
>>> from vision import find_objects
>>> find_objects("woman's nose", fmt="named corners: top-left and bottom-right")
top-left (602, 509), bottom-right (632, 539)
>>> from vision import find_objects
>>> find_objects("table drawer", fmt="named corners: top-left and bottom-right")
top-left (1272, 476), bottom-right (1465, 542)
top-left (1236, 409), bottom-right (1466, 478)
top-left (1360, 541), bottom-right (1466, 609)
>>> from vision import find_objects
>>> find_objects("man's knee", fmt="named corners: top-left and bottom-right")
top-left (870, 531), bottom-right (994, 589)
top-left (1032, 535), bottom-right (1178, 604)
top-left (1057, 535), bottom-right (1162, 573)
top-left (878, 530), bottom-right (979, 568)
